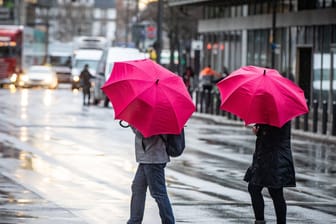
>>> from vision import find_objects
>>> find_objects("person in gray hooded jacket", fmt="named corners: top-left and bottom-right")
top-left (127, 127), bottom-right (174, 224)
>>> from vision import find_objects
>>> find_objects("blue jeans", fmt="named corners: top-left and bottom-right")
top-left (127, 163), bottom-right (175, 224)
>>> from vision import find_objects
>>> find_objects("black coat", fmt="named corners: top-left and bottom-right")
top-left (244, 122), bottom-right (296, 188)
top-left (79, 68), bottom-right (93, 87)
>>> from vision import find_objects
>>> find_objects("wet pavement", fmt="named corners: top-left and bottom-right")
top-left (0, 86), bottom-right (335, 224)
top-left (0, 172), bottom-right (85, 224)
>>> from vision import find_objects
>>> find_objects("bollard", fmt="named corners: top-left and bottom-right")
top-left (221, 109), bottom-right (226, 117)
top-left (209, 91), bottom-right (214, 114)
top-left (205, 90), bottom-right (211, 114)
top-left (295, 117), bottom-right (300, 130)
top-left (312, 100), bottom-right (318, 133)
top-left (303, 100), bottom-right (309, 131)
top-left (322, 100), bottom-right (327, 134)
top-left (195, 89), bottom-right (199, 112)
top-left (228, 112), bottom-right (232, 120)
top-left (215, 93), bottom-right (221, 115)
top-left (332, 101), bottom-right (336, 136)
top-left (200, 90), bottom-right (204, 113)
top-left (303, 112), bottom-right (309, 131)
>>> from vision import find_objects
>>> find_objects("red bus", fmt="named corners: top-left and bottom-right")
top-left (0, 25), bottom-right (46, 87)
top-left (0, 25), bottom-right (23, 87)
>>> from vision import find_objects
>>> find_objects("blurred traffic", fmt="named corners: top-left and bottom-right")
top-left (0, 1), bottom-right (334, 137)
top-left (0, 24), bottom-right (152, 104)
top-left (18, 65), bottom-right (58, 89)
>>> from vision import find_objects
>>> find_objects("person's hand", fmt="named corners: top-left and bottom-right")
top-left (252, 125), bottom-right (259, 135)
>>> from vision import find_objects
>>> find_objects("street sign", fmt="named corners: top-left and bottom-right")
top-left (192, 40), bottom-right (203, 51)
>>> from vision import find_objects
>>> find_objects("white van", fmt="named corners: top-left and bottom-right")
top-left (93, 47), bottom-right (147, 106)
top-left (70, 49), bottom-right (104, 89)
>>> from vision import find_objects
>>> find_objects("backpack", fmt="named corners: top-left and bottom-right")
top-left (163, 128), bottom-right (185, 157)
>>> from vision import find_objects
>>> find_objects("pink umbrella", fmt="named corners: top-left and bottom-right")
top-left (216, 65), bottom-right (309, 127)
top-left (101, 59), bottom-right (195, 137)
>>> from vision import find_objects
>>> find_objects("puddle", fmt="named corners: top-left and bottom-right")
top-left (0, 142), bottom-right (35, 170)
top-left (0, 210), bottom-right (37, 219)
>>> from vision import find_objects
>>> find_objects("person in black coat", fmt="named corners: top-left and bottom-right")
top-left (244, 121), bottom-right (296, 224)
top-left (79, 64), bottom-right (94, 106)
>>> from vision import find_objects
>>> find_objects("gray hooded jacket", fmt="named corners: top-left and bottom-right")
top-left (132, 128), bottom-right (170, 164)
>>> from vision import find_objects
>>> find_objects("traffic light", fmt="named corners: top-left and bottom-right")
top-left (146, 25), bottom-right (156, 39)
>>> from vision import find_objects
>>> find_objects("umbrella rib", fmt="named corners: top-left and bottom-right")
top-left (244, 76), bottom-right (267, 125)
top-left (109, 77), bottom-right (152, 84)
top-left (220, 75), bottom-right (257, 102)
top-left (245, 77), bottom-right (282, 126)
top-left (159, 88), bottom-right (180, 130)
top-left (109, 60), bottom-right (156, 83)
top-left (112, 80), bottom-right (155, 120)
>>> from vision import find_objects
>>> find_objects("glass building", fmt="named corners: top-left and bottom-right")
top-left (168, 0), bottom-right (336, 107)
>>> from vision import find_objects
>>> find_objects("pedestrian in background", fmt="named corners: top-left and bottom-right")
top-left (79, 64), bottom-right (94, 106)
top-left (183, 66), bottom-right (194, 95)
top-left (127, 127), bottom-right (175, 224)
top-left (244, 121), bottom-right (296, 224)
top-left (222, 66), bottom-right (230, 78)
top-left (199, 64), bottom-right (221, 112)
top-left (199, 64), bottom-right (221, 92)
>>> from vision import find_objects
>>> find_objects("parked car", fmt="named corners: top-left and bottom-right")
top-left (19, 65), bottom-right (58, 89)
top-left (93, 47), bottom-right (147, 107)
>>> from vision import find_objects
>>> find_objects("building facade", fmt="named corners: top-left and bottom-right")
top-left (0, 0), bottom-right (116, 44)
top-left (168, 0), bottom-right (336, 107)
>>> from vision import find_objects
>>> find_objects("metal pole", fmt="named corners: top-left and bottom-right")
top-left (135, 0), bottom-right (139, 23)
top-left (156, 0), bottom-right (163, 64)
top-left (125, 0), bottom-right (130, 44)
top-left (14, 0), bottom-right (20, 25)
top-left (332, 101), bottom-right (336, 136)
top-left (45, 6), bottom-right (49, 64)
top-left (313, 100), bottom-right (318, 133)
top-left (329, 44), bottom-right (336, 114)
top-left (271, 0), bottom-right (277, 68)
top-left (322, 100), bottom-right (328, 134)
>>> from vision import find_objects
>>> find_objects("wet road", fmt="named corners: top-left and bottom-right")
top-left (0, 86), bottom-right (335, 224)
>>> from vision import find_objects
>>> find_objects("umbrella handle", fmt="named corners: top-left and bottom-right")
top-left (119, 120), bottom-right (130, 128)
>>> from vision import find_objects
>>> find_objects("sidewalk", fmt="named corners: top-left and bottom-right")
top-left (192, 113), bottom-right (336, 145)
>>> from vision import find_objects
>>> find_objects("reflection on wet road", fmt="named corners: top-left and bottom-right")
top-left (176, 118), bottom-right (336, 219)
top-left (0, 167), bottom-right (83, 223)
top-left (0, 86), bottom-right (335, 224)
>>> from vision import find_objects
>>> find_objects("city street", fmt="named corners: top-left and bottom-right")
top-left (0, 85), bottom-right (335, 224)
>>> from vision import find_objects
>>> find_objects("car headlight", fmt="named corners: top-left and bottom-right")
top-left (21, 75), bottom-right (29, 82)
top-left (10, 73), bottom-right (17, 82)
top-left (73, 75), bottom-right (80, 82)
top-left (45, 76), bottom-right (53, 83)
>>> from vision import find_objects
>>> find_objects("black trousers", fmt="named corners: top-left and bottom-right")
top-left (248, 183), bottom-right (287, 224)
top-left (82, 86), bottom-right (91, 105)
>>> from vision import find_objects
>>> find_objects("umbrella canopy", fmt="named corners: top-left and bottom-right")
top-left (216, 65), bottom-right (309, 127)
top-left (101, 59), bottom-right (195, 137)
top-left (200, 66), bottom-right (218, 76)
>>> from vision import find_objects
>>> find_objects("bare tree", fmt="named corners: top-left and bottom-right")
top-left (139, 2), bottom-right (202, 72)
top-left (54, 1), bottom-right (93, 42)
